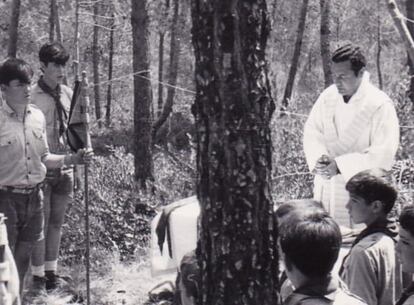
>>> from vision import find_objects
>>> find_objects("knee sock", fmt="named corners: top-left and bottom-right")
top-left (31, 264), bottom-right (45, 278)
top-left (45, 260), bottom-right (58, 273)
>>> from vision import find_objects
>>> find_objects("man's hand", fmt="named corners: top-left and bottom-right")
top-left (313, 155), bottom-right (339, 179)
top-left (72, 148), bottom-right (94, 165)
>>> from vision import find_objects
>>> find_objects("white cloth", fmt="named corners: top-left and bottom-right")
top-left (303, 72), bottom-right (399, 227)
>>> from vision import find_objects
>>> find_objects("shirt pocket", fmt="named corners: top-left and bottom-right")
top-left (32, 128), bottom-right (47, 154)
top-left (0, 134), bottom-right (18, 164)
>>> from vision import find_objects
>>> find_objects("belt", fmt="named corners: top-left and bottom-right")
top-left (0, 183), bottom-right (42, 195)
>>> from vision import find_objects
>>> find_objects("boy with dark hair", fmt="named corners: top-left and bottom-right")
top-left (340, 168), bottom-right (402, 305)
top-left (303, 42), bottom-right (399, 227)
top-left (30, 41), bottom-right (75, 291)
top-left (0, 57), bottom-right (91, 293)
top-left (396, 205), bottom-right (414, 305)
top-left (279, 212), bottom-right (366, 305)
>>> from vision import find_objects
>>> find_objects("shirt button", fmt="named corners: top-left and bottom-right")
top-left (27, 157), bottom-right (31, 160)
top-left (27, 142), bottom-right (29, 145)
top-left (28, 171), bottom-right (32, 174)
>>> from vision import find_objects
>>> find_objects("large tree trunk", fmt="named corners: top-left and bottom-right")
top-left (7, 0), bottom-right (21, 58)
top-left (281, 0), bottom-right (309, 109)
top-left (385, 0), bottom-right (414, 64)
top-left (93, 1), bottom-right (102, 127)
top-left (131, 0), bottom-right (154, 187)
top-left (55, 1), bottom-right (62, 43)
top-left (152, 0), bottom-right (183, 139)
top-left (192, 1), bottom-right (278, 305)
top-left (406, 0), bottom-right (414, 103)
top-left (157, 32), bottom-right (165, 117)
top-left (320, 0), bottom-right (333, 87)
top-left (106, 12), bottom-right (115, 126)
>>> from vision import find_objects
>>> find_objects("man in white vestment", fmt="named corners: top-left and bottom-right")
top-left (303, 43), bottom-right (400, 227)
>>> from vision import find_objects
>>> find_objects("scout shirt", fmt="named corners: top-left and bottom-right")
top-left (0, 102), bottom-right (67, 187)
top-left (283, 275), bottom-right (367, 305)
top-left (303, 72), bottom-right (399, 227)
top-left (30, 83), bottom-right (72, 154)
top-left (340, 232), bottom-right (402, 305)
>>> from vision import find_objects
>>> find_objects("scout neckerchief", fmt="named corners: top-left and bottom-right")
top-left (395, 281), bottom-right (414, 305)
top-left (339, 218), bottom-right (398, 276)
top-left (323, 72), bottom-right (382, 158)
top-left (38, 76), bottom-right (68, 137)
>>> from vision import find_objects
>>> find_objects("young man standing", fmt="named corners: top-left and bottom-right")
top-left (279, 211), bottom-right (366, 305)
top-left (30, 42), bottom-right (75, 291)
top-left (303, 43), bottom-right (399, 227)
top-left (0, 58), bottom-right (90, 293)
top-left (340, 168), bottom-right (402, 305)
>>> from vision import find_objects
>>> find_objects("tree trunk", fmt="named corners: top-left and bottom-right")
top-left (49, 0), bottom-right (56, 41)
top-left (376, 2), bottom-right (383, 90)
top-left (106, 12), bottom-right (115, 126)
top-left (192, 1), bottom-right (278, 305)
top-left (93, 1), bottom-right (102, 127)
top-left (281, 0), bottom-right (309, 109)
top-left (385, 0), bottom-right (414, 64)
top-left (152, 0), bottom-right (182, 139)
top-left (55, 0), bottom-right (63, 43)
top-left (7, 0), bottom-right (21, 58)
top-left (157, 32), bottom-right (165, 117)
top-left (406, 0), bottom-right (414, 103)
top-left (320, 0), bottom-right (333, 87)
top-left (131, 0), bottom-right (154, 187)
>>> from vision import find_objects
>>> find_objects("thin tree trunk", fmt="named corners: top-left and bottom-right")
top-left (385, 0), bottom-right (414, 64)
top-left (192, 1), bottom-right (278, 305)
top-left (7, 0), bottom-right (21, 58)
top-left (152, 0), bottom-right (182, 139)
top-left (406, 0), bottom-right (414, 103)
top-left (157, 32), bottom-right (165, 117)
top-left (281, 0), bottom-right (310, 110)
top-left (55, 0), bottom-right (63, 43)
top-left (376, 2), bottom-right (383, 90)
top-left (131, 0), bottom-right (154, 187)
top-left (320, 0), bottom-right (333, 87)
top-left (93, 1), bottom-right (102, 127)
top-left (106, 12), bottom-right (115, 126)
top-left (49, 0), bottom-right (56, 41)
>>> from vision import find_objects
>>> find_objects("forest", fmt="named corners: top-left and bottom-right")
top-left (1, 0), bottom-right (414, 304)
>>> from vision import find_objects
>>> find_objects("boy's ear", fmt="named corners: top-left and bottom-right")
top-left (371, 200), bottom-right (385, 214)
top-left (0, 84), bottom-right (6, 92)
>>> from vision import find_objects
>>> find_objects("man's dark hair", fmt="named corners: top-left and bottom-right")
top-left (179, 250), bottom-right (200, 299)
top-left (400, 205), bottom-right (414, 237)
top-left (39, 42), bottom-right (69, 65)
top-left (346, 168), bottom-right (397, 214)
top-left (0, 58), bottom-right (33, 85)
top-left (279, 212), bottom-right (341, 278)
top-left (331, 43), bottom-right (366, 76)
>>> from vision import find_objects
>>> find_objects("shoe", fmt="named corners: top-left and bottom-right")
top-left (32, 276), bottom-right (46, 292)
top-left (45, 271), bottom-right (71, 291)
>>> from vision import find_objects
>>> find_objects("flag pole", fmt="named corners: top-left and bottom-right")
top-left (74, 0), bottom-right (91, 304)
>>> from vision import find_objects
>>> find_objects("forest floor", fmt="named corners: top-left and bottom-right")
top-left (25, 253), bottom-right (163, 305)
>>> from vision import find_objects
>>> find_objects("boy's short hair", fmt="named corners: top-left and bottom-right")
top-left (399, 205), bottom-right (414, 237)
top-left (39, 42), bottom-right (69, 65)
top-left (345, 168), bottom-right (397, 214)
top-left (275, 199), bottom-right (326, 224)
top-left (0, 58), bottom-right (33, 85)
top-left (331, 43), bottom-right (366, 75)
top-left (279, 212), bottom-right (341, 278)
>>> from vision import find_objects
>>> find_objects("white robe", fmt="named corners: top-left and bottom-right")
top-left (303, 72), bottom-right (400, 227)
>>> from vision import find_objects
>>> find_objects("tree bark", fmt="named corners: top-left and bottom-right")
top-left (55, 0), bottom-right (63, 43)
top-left (7, 0), bottom-right (21, 58)
top-left (192, 1), bottom-right (278, 305)
top-left (131, 0), bottom-right (154, 187)
top-left (385, 0), bottom-right (414, 64)
top-left (49, 0), bottom-right (56, 41)
top-left (152, 0), bottom-right (182, 139)
top-left (106, 12), bottom-right (115, 126)
top-left (157, 32), bottom-right (165, 117)
top-left (320, 0), bottom-right (333, 87)
top-left (281, 0), bottom-right (309, 109)
top-left (406, 0), bottom-right (414, 103)
top-left (93, 1), bottom-right (102, 127)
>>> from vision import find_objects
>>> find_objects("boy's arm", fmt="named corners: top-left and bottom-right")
top-left (341, 248), bottom-right (377, 305)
